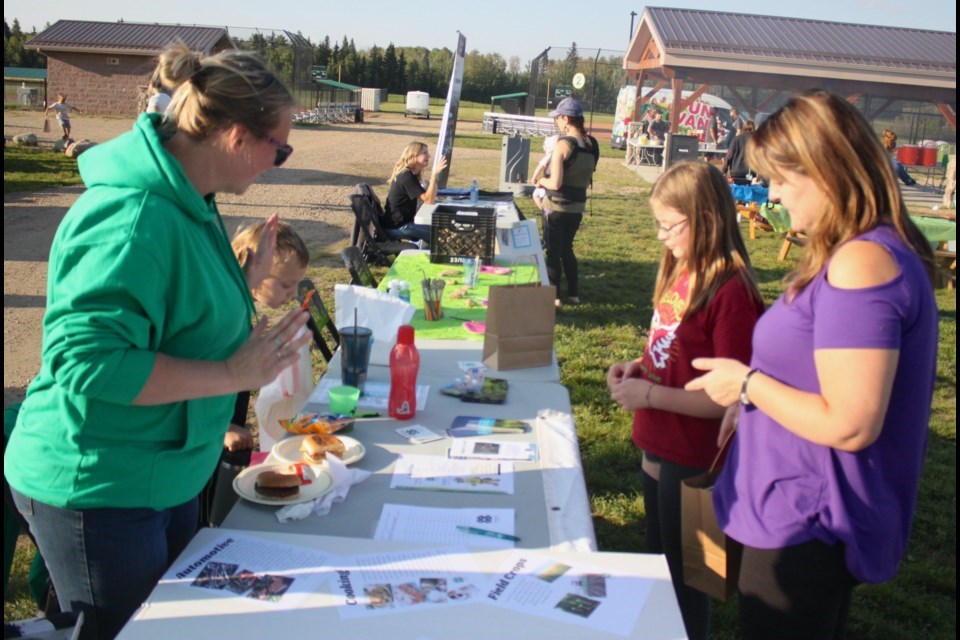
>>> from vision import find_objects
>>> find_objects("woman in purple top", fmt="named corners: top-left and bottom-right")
top-left (687, 90), bottom-right (938, 639)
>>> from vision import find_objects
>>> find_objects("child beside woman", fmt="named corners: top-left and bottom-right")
top-left (607, 161), bottom-right (763, 640)
top-left (197, 217), bottom-right (312, 527)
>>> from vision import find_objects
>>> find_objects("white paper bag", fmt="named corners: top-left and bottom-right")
top-left (334, 284), bottom-right (415, 366)
top-left (494, 219), bottom-right (549, 285)
top-left (255, 330), bottom-right (313, 452)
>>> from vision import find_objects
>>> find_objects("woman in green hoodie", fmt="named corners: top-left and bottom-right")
top-left (5, 43), bottom-right (309, 639)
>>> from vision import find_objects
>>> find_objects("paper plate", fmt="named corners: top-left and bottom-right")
top-left (480, 266), bottom-right (511, 275)
top-left (271, 435), bottom-right (366, 466)
top-left (233, 464), bottom-right (334, 506)
top-left (463, 321), bottom-right (486, 335)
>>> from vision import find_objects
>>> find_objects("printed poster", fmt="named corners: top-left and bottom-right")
top-left (161, 533), bottom-right (332, 610)
top-left (484, 553), bottom-right (655, 636)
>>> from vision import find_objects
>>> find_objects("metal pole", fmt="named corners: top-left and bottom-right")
top-left (629, 11), bottom-right (637, 44)
top-left (589, 48), bottom-right (600, 134)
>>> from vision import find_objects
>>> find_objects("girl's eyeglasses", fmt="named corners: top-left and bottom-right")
top-left (653, 218), bottom-right (688, 236)
top-left (262, 136), bottom-right (294, 167)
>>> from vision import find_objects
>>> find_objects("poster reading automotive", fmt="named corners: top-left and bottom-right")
top-left (434, 32), bottom-right (466, 189)
top-left (161, 533), bottom-right (332, 611)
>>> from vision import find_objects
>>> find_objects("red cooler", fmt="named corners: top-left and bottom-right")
top-left (897, 145), bottom-right (920, 166)
top-left (920, 146), bottom-right (938, 167)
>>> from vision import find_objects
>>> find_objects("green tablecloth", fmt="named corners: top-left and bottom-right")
top-left (379, 253), bottom-right (540, 341)
top-left (757, 203), bottom-right (792, 233)
top-left (911, 215), bottom-right (956, 245)
top-left (755, 210), bottom-right (955, 245)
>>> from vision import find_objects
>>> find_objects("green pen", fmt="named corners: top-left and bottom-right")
top-left (456, 525), bottom-right (521, 542)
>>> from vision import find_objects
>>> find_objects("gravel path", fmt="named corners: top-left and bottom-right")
top-left (3, 109), bottom-right (493, 403)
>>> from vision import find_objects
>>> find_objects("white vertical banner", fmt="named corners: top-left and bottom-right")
top-left (433, 32), bottom-right (466, 190)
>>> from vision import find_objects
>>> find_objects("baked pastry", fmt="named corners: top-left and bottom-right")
top-left (300, 434), bottom-right (347, 463)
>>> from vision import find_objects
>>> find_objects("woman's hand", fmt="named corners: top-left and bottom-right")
top-left (685, 357), bottom-right (751, 407)
top-left (225, 307), bottom-right (310, 391)
top-left (433, 155), bottom-right (449, 174)
top-left (240, 214), bottom-right (278, 290)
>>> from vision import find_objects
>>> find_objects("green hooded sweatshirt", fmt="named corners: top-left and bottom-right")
top-left (5, 114), bottom-right (256, 510)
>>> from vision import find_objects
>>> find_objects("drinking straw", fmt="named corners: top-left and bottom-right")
top-left (300, 289), bottom-right (314, 312)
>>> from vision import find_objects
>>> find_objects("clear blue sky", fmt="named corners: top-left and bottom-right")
top-left (5, 0), bottom-right (956, 63)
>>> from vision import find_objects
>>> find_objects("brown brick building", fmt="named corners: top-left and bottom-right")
top-left (26, 20), bottom-right (234, 116)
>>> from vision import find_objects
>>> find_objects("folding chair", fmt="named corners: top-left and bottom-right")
top-left (297, 279), bottom-right (340, 362)
top-left (348, 183), bottom-right (417, 266)
top-left (340, 246), bottom-right (378, 288)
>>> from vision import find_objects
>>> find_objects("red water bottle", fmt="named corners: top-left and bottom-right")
top-left (388, 325), bottom-right (420, 420)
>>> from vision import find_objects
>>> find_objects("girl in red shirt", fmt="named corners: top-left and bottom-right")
top-left (607, 161), bottom-right (763, 640)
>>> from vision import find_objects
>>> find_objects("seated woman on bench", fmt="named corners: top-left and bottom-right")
top-left (382, 142), bottom-right (448, 245)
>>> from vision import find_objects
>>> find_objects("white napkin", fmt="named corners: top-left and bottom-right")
top-left (334, 284), bottom-right (415, 365)
top-left (274, 455), bottom-right (372, 523)
top-left (536, 409), bottom-right (598, 552)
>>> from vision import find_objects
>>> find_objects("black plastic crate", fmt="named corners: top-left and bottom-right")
top-left (429, 207), bottom-right (496, 264)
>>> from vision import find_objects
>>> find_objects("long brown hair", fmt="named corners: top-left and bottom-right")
top-left (650, 161), bottom-right (761, 316)
top-left (747, 90), bottom-right (935, 295)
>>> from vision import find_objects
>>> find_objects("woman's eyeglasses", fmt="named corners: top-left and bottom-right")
top-left (262, 136), bottom-right (294, 167)
top-left (653, 218), bottom-right (688, 236)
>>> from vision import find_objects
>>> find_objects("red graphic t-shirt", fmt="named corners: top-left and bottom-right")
top-left (632, 272), bottom-right (763, 469)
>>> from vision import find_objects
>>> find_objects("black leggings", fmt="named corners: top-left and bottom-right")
top-left (738, 539), bottom-right (858, 640)
top-left (642, 459), bottom-right (711, 640)
top-left (543, 209), bottom-right (583, 298)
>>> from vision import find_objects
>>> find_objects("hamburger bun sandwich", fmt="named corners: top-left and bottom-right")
top-left (300, 434), bottom-right (347, 463)
top-left (254, 470), bottom-right (301, 500)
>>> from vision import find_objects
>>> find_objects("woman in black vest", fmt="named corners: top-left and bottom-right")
top-left (534, 98), bottom-right (598, 306)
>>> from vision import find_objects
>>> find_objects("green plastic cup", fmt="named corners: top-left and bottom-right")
top-left (328, 385), bottom-right (360, 416)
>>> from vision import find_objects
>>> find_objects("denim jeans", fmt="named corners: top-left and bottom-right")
top-left (385, 223), bottom-right (431, 244)
top-left (890, 157), bottom-right (917, 186)
top-left (11, 488), bottom-right (198, 640)
top-left (542, 209), bottom-right (583, 298)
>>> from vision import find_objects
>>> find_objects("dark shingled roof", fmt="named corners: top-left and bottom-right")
top-left (25, 20), bottom-right (232, 55)
top-left (646, 6), bottom-right (955, 74)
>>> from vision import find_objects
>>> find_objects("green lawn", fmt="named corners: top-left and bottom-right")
top-left (3, 145), bottom-right (82, 193)
top-left (3, 131), bottom-right (955, 639)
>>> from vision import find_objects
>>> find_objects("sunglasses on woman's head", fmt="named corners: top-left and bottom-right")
top-left (262, 136), bottom-right (294, 167)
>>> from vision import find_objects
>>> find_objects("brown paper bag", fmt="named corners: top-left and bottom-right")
top-left (681, 427), bottom-right (742, 601)
top-left (482, 283), bottom-right (556, 370)
top-left (43, 118), bottom-right (51, 133)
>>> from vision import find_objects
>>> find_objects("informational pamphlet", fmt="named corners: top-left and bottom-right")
top-left (446, 415), bottom-right (528, 438)
top-left (374, 504), bottom-right (517, 548)
top-left (160, 533), bottom-right (332, 610)
top-left (395, 424), bottom-right (444, 444)
top-left (390, 454), bottom-right (515, 494)
top-left (311, 379), bottom-right (429, 411)
top-left (448, 438), bottom-right (538, 462)
top-left (327, 547), bottom-right (487, 619)
top-left (484, 553), bottom-right (654, 636)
